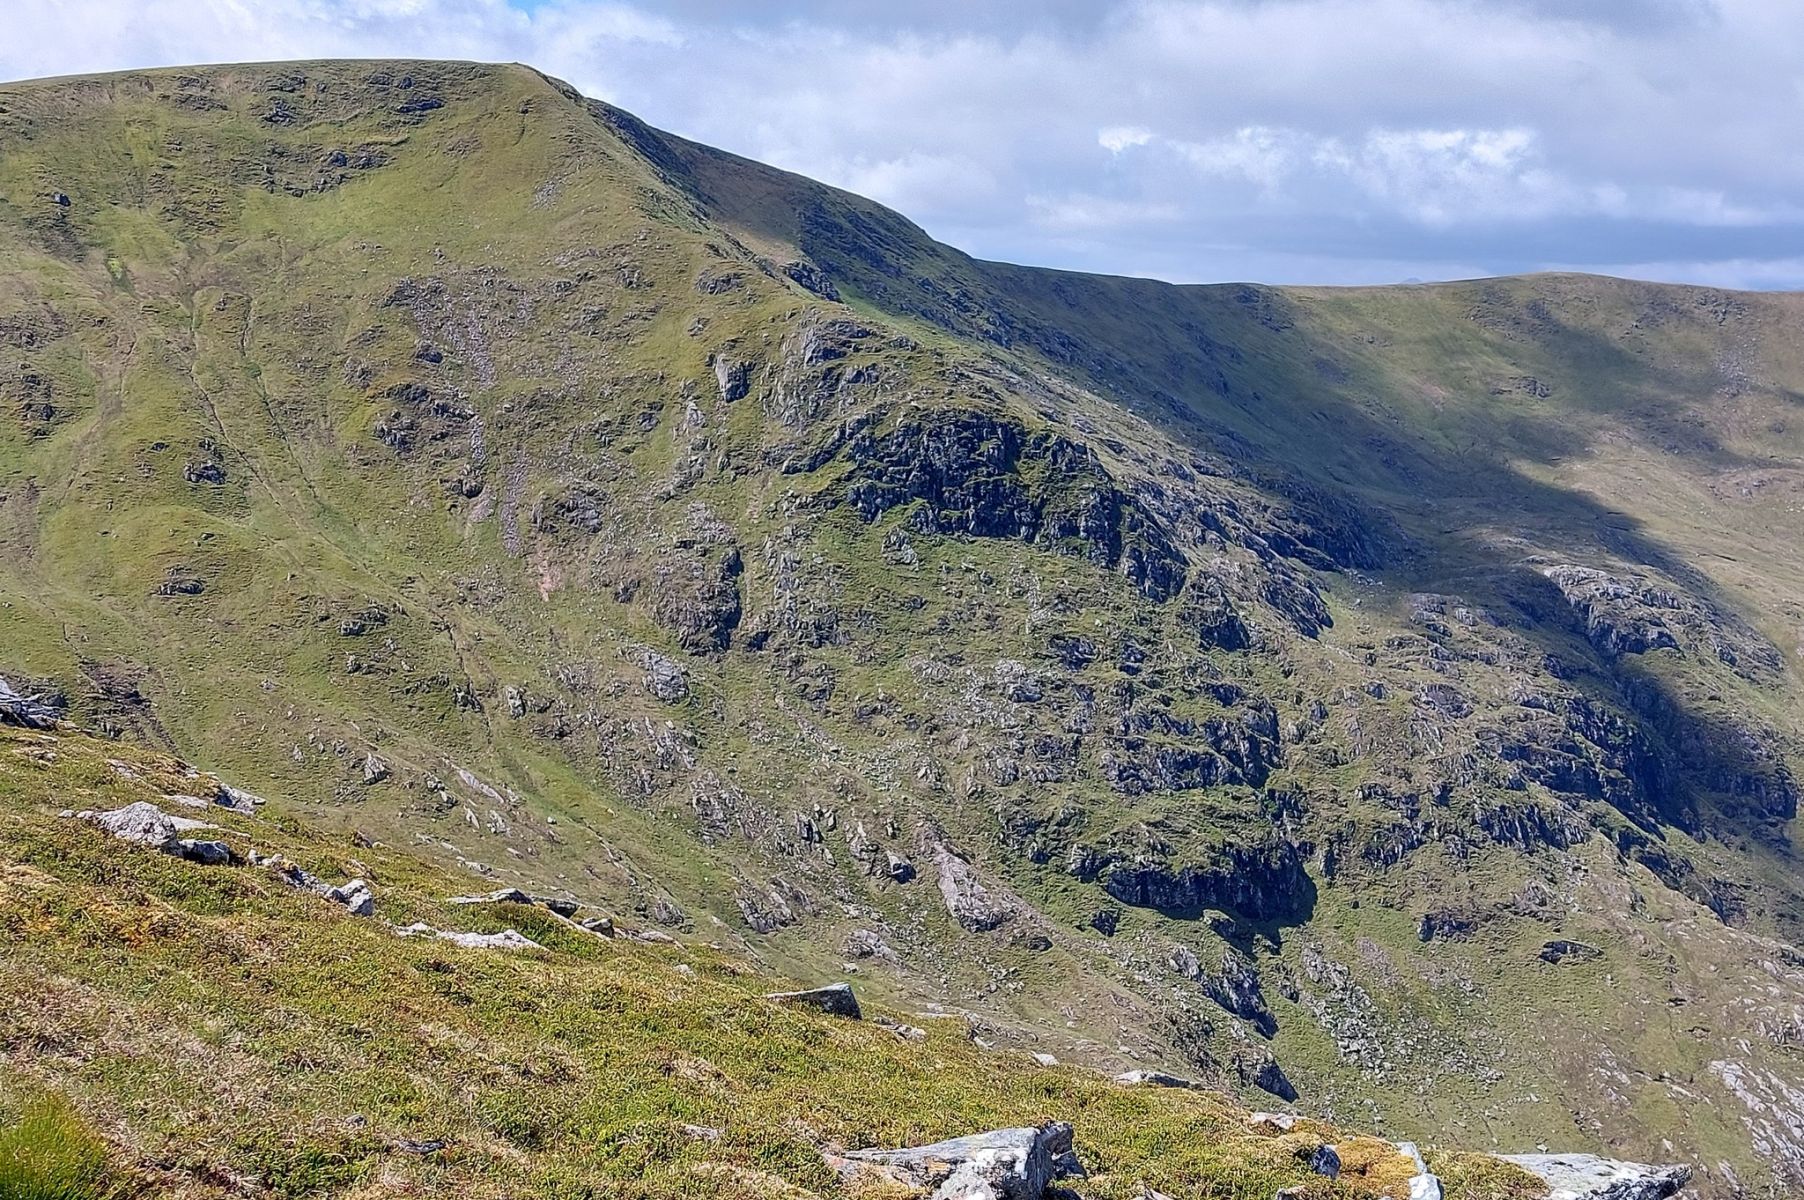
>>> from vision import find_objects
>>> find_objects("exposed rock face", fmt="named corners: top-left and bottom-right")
top-left (1235, 1047), bottom-right (1298, 1102)
top-left (1093, 839), bottom-right (1312, 923)
top-left (819, 409), bottom-right (1187, 601)
top-left (711, 354), bottom-right (750, 402)
top-left (1499, 1153), bottom-right (1690, 1200)
top-left (934, 844), bottom-right (1016, 932)
top-left (1202, 950), bottom-right (1278, 1037)
top-left (837, 1122), bottom-right (1083, 1200)
top-left (1540, 563), bottom-right (1780, 675)
top-left (0, 675), bottom-right (63, 729)
top-left (766, 982), bottom-right (861, 1019)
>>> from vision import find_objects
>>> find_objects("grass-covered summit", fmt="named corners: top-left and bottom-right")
top-left (0, 58), bottom-right (1800, 1196)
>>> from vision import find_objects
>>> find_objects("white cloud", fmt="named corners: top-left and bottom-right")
top-left (1098, 125), bottom-right (1154, 154)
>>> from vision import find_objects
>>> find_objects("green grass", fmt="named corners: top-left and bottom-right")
top-left (0, 722), bottom-right (1552, 1199)
top-left (0, 1091), bottom-right (115, 1200)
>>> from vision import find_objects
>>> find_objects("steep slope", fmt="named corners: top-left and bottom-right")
top-left (0, 59), bottom-right (1800, 1196)
top-left (2, 719), bottom-right (1549, 1199)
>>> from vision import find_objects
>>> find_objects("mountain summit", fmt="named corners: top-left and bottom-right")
top-left (1, 59), bottom-right (1800, 1196)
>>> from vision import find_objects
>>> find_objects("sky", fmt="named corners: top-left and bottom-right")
top-left (8, 0), bottom-right (1804, 288)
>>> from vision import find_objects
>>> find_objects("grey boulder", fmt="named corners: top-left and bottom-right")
top-left (1114, 1069), bottom-right (1194, 1089)
top-left (837, 1122), bottom-right (1082, 1200)
top-left (767, 982), bottom-right (861, 1019)
top-left (1499, 1153), bottom-right (1690, 1200)
top-left (77, 802), bottom-right (233, 864)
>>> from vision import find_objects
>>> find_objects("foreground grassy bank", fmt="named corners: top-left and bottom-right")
top-left (0, 723), bottom-right (1535, 1200)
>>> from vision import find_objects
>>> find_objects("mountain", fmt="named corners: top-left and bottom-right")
top-left (0, 57), bottom-right (1799, 1197)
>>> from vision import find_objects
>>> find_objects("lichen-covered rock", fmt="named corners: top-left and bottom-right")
top-left (766, 982), bottom-right (861, 1019)
top-left (837, 1121), bottom-right (1082, 1200)
top-left (397, 923), bottom-right (544, 951)
top-left (934, 844), bottom-right (1016, 932)
top-left (75, 802), bottom-right (231, 864)
top-left (1498, 1153), bottom-right (1689, 1200)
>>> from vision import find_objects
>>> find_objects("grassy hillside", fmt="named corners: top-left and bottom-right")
top-left (0, 721), bottom-right (1536, 1199)
top-left (0, 58), bottom-right (1799, 1196)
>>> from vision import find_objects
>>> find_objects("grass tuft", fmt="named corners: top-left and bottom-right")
top-left (0, 1091), bottom-right (116, 1200)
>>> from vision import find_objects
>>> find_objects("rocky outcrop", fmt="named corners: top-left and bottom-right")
top-left (766, 982), bottom-right (861, 1019)
top-left (397, 923), bottom-right (545, 951)
top-left (1202, 950), bottom-right (1278, 1037)
top-left (1540, 563), bottom-right (1780, 676)
top-left (1538, 939), bottom-right (1603, 965)
top-left (73, 801), bottom-right (234, 865)
top-left (1091, 838), bottom-right (1312, 923)
top-left (1113, 1069), bottom-right (1195, 1089)
top-left (640, 650), bottom-right (690, 703)
top-left (1397, 1141), bottom-right (1442, 1200)
top-left (1498, 1153), bottom-right (1689, 1200)
top-left (1102, 703), bottom-right (1281, 795)
top-left (816, 408), bottom-right (1188, 601)
top-left (1234, 1047), bottom-right (1298, 1101)
top-left (835, 1122), bottom-right (1083, 1200)
top-left (934, 843), bottom-right (1016, 932)
top-left (255, 853), bottom-right (376, 917)
top-left (0, 675), bottom-right (63, 729)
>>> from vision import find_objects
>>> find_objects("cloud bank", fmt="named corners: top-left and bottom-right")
top-left (8, 0), bottom-right (1804, 288)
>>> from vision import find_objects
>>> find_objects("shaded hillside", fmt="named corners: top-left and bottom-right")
top-left (0, 59), bottom-right (1800, 1196)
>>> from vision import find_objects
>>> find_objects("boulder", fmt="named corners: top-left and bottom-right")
top-left (934, 845), bottom-right (1015, 932)
top-left (448, 887), bottom-right (534, 905)
top-left (875, 1016), bottom-right (927, 1042)
top-left (640, 651), bottom-right (690, 703)
top-left (1498, 1153), bottom-right (1689, 1200)
top-left (766, 982), bottom-right (861, 1019)
top-left (1539, 939), bottom-right (1604, 965)
top-left (837, 1122), bottom-right (1083, 1200)
top-left (76, 802), bottom-right (232, 864)
top-left (217, 784), bottom-right (265, 813)
top-left (1114, 1069), bottom-right (1194, 1089)
top-left (172, 838), bottom-right (235, 866)
top-left (327, 879), bottom-right (375, 917)
top-left (397, 922), bottom-right (544, 952)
